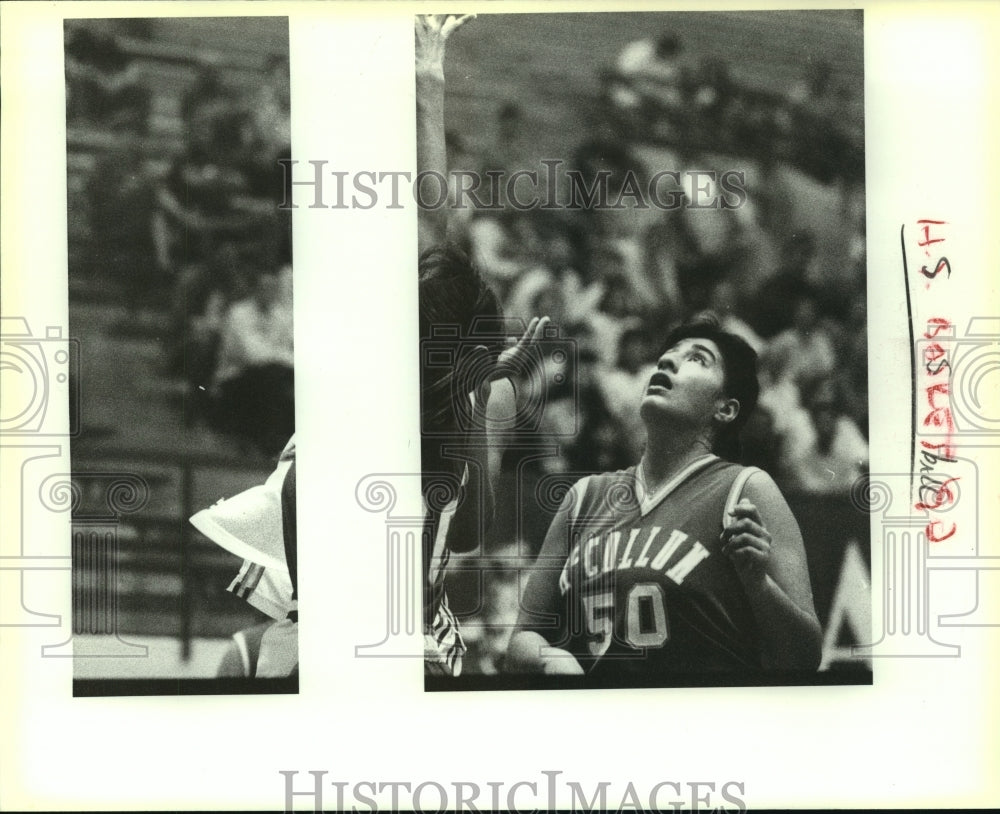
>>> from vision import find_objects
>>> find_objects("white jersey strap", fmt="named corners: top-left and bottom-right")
top-left (565, 477), bottom-right (591, 526)
top-left (723, 466), bottom-right (763, 527)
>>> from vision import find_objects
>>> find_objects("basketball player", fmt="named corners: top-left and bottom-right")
top-left (192, 436), bottom-right (298, 678)
top-left (506, 317), bottom-right (822, 677)
top-left (416, 15), bottom-right (548, 676)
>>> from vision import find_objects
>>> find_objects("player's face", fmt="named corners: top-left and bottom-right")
top-left (639, 337), bottom-right (729, 430)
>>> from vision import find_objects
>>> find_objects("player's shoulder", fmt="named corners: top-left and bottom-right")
top-left (733, 466), bottom-right (794, 517)
top-left (577, 464), bottom-right (637, 494)
top-left (738, 465), bottom-right (780, 497)
top-left (561, 466), bottom-right (638, 517)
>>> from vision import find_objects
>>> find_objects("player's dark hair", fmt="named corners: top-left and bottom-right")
top-left (418, 244), bottom-right (503, 435)
top-left (660, 315), bottom-right (760, 461)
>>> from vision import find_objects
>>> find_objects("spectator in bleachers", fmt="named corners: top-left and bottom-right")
top-left (65, 22), bottom-right (149, 133)
top-left (701, 280), bottom-right (764, 354)
top-left (443, 130), bottom-right (477, 251)
top-left (685, 56), bottom-right (734, 148)
top-left (766, 284), bottom-right (837, 387)
top-left (781, 375), bottom-right (868, 495)
top-left (158, 92), bottom-right (255, 372)
top-left (157, 96), bottom-right (251, 267)
top-left (608, 32), bottom-right (687, 141)
top-left (564, 349), bottom-right (634, 474)
top-left (469, 209), bottom-right (536, 304)
top-left (585, 262), bottom-right (645, 368)
top-left (831, 297), bottom-right (869, 439)
top-left (471, 101), bottom-right (535, 212)
top-left (211, 265), bottom-right (295, 457)
top-left (746, 230), bottom-right (818, 339)
top-left (504, 213), bottom-right (598, 331)
top-left (185, 241), bottom-right (255, 415)
top-left (250, 54), bottom-right (292, 157)
top-left (85, 145), bottom-right (163, 319)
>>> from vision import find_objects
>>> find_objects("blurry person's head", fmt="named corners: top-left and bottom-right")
top-left (253, 267), bottom-right (283, 308)
top-left (418, 244), bottom-right (503, 434)
top-left (266, 54), bottom-right (290, 82)
top-left (791, 288), bottom-right (820, 333)
top-left (617, 326), bottom-right (655, 375)
top-left (759, 339), bottom-right (798, 387)
top-left (533, 213), bottom-right (577, 273)
top-left (598, 274), bottom-right (634, 318)
top-left (655, 33), bottom-right (681, 60)
top-left (212, 241), bottom-right (252, 300)
top-left (445, 130), bottom-right (474, 172)
top-left (801, 375), bottom-right (842, 453)
top-left (186, 100), bottom-right (219, 151)
top-left (806, 59), bottom-right (834, 96)
top-left (265, 54), bottom-right (290, 106)
top-left (782, 229), bottom-right (816, 269)
top-left (707, 279), bottom-right (739, 316)
top-left (641, 315), bottom-right (759, 461)
top-left (497, 101), bottom-right (522, 144)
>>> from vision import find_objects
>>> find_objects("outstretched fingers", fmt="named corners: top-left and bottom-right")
top-left (441, 14), bottom-right (476, 39)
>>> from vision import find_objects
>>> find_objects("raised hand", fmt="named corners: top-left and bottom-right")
top-left (415, 14), bottom-right (475, 78)
top-left (495, 315), bottom-right (551, 414)
top-left (721, 498), bottom-right (773, 585)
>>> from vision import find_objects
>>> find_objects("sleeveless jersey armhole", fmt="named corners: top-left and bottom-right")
top-left (566, 476), bottom-right (591, 526)
top-left (722, 467), bottom-right (763, 527)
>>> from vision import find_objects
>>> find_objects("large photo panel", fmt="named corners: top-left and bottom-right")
top-left (414, 10), bottom-right (870, 689)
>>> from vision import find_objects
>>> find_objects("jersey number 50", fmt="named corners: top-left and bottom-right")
top-left (582, 583), bottom-right (669, 658)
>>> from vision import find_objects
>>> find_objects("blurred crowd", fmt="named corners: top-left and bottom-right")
top-left (602, 32), bottom-right (864, 185)
top-left (67, 21), bottom-right (293, 457)
top-left (444, 36), bottom-right (868, 496)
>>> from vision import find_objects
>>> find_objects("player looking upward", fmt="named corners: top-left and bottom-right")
top-left (506, 316), bottom-right (822, 678)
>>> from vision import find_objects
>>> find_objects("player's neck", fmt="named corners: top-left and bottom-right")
top-left (641, 432), bottom-right (714, 493)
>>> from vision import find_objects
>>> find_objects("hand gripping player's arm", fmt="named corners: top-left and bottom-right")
top-left (505, 481), bottom-right (586, 675)
top-left (721, 472), bottom-right (823, 670)
top-left (415, 14), bottom-right (473, 253)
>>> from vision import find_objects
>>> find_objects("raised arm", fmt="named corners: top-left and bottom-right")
top-left (415, 14), bottom-right (472, 253)
top-left (722, 471), bottom-right (823, 670)
top-left (441, 316), bottom-right (552, 553)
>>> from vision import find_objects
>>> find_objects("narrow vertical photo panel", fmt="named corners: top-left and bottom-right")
top-left (416, 11), bottom-right (871, 690)
top-left (64, 16), bottom-right (297, 695)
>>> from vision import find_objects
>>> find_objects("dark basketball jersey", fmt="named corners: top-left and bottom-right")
top-left (543, 456), bottom-right (764, 676)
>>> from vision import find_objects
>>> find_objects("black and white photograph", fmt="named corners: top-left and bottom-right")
top-left (63, 16), bottom-right (297, 693)
top-left (416, 11), bottom-right (871, 689)
top-left (1, 2), bottom-right (998, 811)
